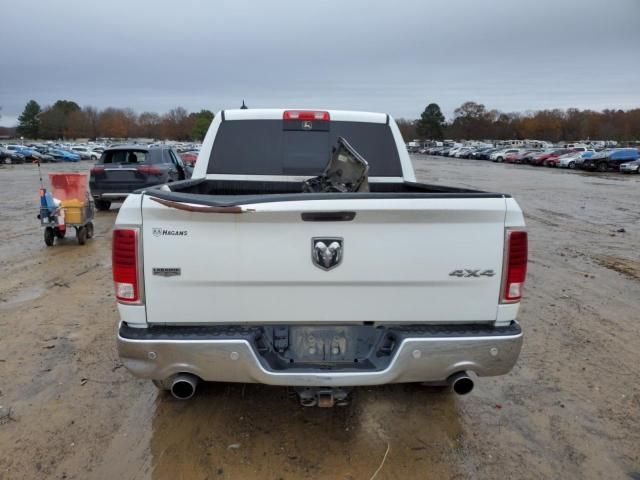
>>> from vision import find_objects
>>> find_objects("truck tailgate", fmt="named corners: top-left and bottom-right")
top-left (141, 196), bottom-right (507, 324)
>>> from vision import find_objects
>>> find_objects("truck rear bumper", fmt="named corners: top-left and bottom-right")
top-left (117, 322), bottom-right (523, 387)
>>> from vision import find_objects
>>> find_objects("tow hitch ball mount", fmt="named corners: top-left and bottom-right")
top-left (294, 387), bottom-right (352, 408)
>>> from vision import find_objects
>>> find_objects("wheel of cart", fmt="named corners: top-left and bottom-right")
top-left (44, 226), bottom-right (55, 247)
top-left (76, 226), bottom-right (88, 245)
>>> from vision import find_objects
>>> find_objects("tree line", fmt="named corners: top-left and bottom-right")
top-left (398, 102), bottom-right (640, 143)
top-left (10, 99), bottom-right (640, 143)
top-left (15, 99), bottom-right (214, 141)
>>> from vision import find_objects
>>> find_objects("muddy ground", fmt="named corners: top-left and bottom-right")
top-left (0, 157), bottom-right (639, 480)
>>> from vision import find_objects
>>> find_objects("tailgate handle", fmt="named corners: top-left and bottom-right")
top-left (301, 212), bottom-right (356, 222)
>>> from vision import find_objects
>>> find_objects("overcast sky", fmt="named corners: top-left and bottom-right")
top-left (1, 0), bottom-right (639, 126)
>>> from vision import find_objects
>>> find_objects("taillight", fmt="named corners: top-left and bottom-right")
top-left (283, 110), bottom-right (330, 121)
top-left (137, 165), bottom-right (162, 174)
top-left (501, 230), bottom-right (528, 303)
top-left (90, 166), bottom-right (105, 174)
top-left (112, 228), bottom-right (139, 303)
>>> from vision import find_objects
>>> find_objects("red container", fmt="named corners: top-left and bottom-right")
top-left (48, 173), bottom-right (88, 202)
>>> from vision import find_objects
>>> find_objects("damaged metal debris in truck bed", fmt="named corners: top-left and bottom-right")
top-left (302, 137), bottom-right (370, 193)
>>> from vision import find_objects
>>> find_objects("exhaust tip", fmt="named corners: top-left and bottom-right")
top-left (170, 374), bottom-right (199, 400)
top-left (448, 372), bottom-right (475, 395)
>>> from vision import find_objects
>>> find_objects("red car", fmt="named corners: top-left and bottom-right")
top-left (505, 150), bottom-right (537, 164)
top-left (180, 151), bottom-right (199, 165)
top-left (546, 149), bottom-right (582, 167)
top-left (530, 149), bottom-right (570, 166)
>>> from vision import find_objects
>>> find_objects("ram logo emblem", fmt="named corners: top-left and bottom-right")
top-left (312, 237), bottom-right (343, 271)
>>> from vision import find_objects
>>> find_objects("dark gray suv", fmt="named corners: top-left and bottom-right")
top-left (89, 145), bottom-right (192, 211)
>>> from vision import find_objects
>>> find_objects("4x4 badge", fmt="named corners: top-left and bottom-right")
top-left (449, 269), bottom-right (495, 277)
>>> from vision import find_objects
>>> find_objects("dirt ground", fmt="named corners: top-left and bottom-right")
top-left (0, 157), bottom-right (639, 480)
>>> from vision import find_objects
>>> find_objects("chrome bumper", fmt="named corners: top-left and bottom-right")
top-left (117, 322), bottom-right (523, 387)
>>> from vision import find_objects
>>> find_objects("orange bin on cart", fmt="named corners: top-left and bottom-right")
top-left (48, 173), bottom-right (89, 224)
top-left (48, 172), bottom-right (88, 201)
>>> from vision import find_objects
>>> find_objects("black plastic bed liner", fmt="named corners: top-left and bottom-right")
top-left (138, 178), bottom-right (510, 208)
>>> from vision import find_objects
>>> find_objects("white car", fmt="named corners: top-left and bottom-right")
top-left (454, 147), bottom-right (474, 158)
top-left (71, 146), bottom-right (102, 160)
top-left (114, 108), bottom-right (527, 405)
top-left (557, 151), bottom-right (594, 169)
top-left (490, 148), bottom-right (521, 162)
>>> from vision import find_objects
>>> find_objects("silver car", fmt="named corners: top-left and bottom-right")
top-left (620, 160), bottom-right (640, 174)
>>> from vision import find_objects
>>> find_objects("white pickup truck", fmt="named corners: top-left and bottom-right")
top-left (114, 109), bottom-right (527, 406)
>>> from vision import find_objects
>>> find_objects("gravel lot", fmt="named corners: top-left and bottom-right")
top-left (0, 156), bottom-right (638, 480)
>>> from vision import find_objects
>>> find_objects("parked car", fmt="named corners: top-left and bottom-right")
top-left (30, 151), bottom-right (47, 164)
top-left (490, 148), bottom-right (520, 162)
top-left (475, 148), bottom-right (498, 160)
top-left (620, 159), bottom-right (640, 174)
top-left (445, 147), bottom-right (462, 157)
top-left (47, 148), bottom-right (81, 162)
top-left (113, 108), bottom-right (527, 404)
top-left (5, 145), bottom-right (40, 162)
top-left (469, 147), bottom-right (494, 160)
top-left (520, 150), bottom-right (544, 164)
top-left (0, 147), bottom-right (26, 164)
top-left (557, 151), bottom-right (594, 169)
top-left (90, 145), bottom-right (193, 211)
top-left (582, 149), bottom-right (640, 172)
top-left (454, 147), bottom-right (474, 158)
top-left (529, 149), bottom-right (570, 166)
top-left (545, 149), bottom-right (590, 167)
top-left (505, 150), bottom-right (539, 164)
top-left (70, 146), bottom-right (102, 160)
top-left (180, 151), bottom-right (199, 165)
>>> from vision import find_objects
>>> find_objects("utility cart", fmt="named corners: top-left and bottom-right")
top-left (39, 172), bottom-right (96, 246)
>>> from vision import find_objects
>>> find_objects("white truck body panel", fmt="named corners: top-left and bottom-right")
top-left (141, 196), bottom-right (507, 325)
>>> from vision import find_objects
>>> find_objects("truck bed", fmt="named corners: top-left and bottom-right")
top-left (141, 178), bottom-right (510, 208)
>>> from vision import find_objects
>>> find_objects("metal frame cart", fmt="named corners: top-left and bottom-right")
top-left (38, 170), bottom-right (96, 246)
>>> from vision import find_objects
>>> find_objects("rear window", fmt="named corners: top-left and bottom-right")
top-left (207, 120), bottom-right (402, 176)
top-left (101, 150), bottom-right (149, 164)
